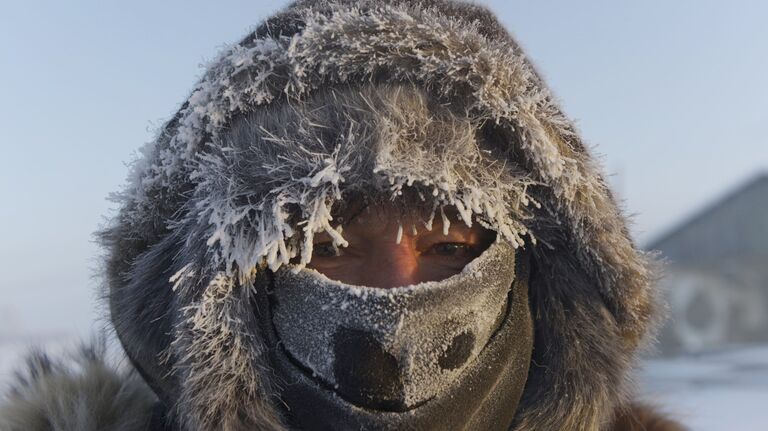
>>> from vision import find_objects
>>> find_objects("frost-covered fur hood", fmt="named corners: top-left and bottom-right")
top-left (2, 0), bottom-right (667, 430)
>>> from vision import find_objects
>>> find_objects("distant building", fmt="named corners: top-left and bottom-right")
top-left (648, 173), bottom-right (768, 354)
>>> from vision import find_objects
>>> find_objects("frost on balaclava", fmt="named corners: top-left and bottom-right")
top-left (257, 235), bottom-right (533, 430)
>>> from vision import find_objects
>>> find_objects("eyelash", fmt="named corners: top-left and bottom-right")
top-left (426, 242), bottom-right (474, 257)
top-left (311, 242), bottom-right (475, 258)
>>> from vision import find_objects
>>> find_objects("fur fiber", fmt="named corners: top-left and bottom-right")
top-left (0, 344), bottom-right (157, 431)
top-left (610, 403), bottom-right (689, 431)
top-left (1, 1), bottom-right (678, 430)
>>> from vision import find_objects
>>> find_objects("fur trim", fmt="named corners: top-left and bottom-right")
top-left (91, 0), bottom-right (664, 430)
top-left (0, 344), bottom-right (157, 431)
top-left (610, 403), bottom-right (688, 431)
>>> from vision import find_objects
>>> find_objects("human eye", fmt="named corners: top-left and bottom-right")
top-left (313, 241), bottom-right (343, 258)
top-left (426, 242), bottom-right (475, 257)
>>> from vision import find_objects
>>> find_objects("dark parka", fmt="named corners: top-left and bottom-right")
top-left (0, 1), bottom-right (685, 430)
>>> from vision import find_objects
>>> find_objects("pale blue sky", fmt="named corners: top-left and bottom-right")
top-left (1, 0), bottom-right (766, 336)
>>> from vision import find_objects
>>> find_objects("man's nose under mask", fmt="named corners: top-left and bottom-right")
top-left (270, 238), bottom-right (524, 412)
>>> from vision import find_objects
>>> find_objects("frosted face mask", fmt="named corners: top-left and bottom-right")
top-left (270, 237), bottom-right (517, 411)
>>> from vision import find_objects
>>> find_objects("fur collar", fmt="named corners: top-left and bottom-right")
top-left (0, 345), bottom-right (157, 431)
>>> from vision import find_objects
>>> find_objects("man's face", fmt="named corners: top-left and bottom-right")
top-left (307, 203), bottom-right (496, 288)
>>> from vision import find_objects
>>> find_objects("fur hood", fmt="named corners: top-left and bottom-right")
top-left (2, 0), bottom-right (681, 429)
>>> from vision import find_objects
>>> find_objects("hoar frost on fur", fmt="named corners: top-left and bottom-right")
top-left (117, 2), bottom-right (552, 286)
top-left (174, 82), bottom-right (541, 284)
top-left (196, 159), bottom-right (534, 283)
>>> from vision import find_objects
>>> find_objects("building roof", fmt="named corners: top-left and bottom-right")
top-left (647, 173), bottom-right (768, 264)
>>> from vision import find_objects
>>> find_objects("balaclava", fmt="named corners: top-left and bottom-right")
top-left (263, 233), bottom-right (532, 430)
top-left (99, 1), bottom-right (659, 430)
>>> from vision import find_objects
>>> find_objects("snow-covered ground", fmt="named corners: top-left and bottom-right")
top-left (1, 337), bottom-right (766, 429)
top-left (637, 345), bottom-right (768, 430)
